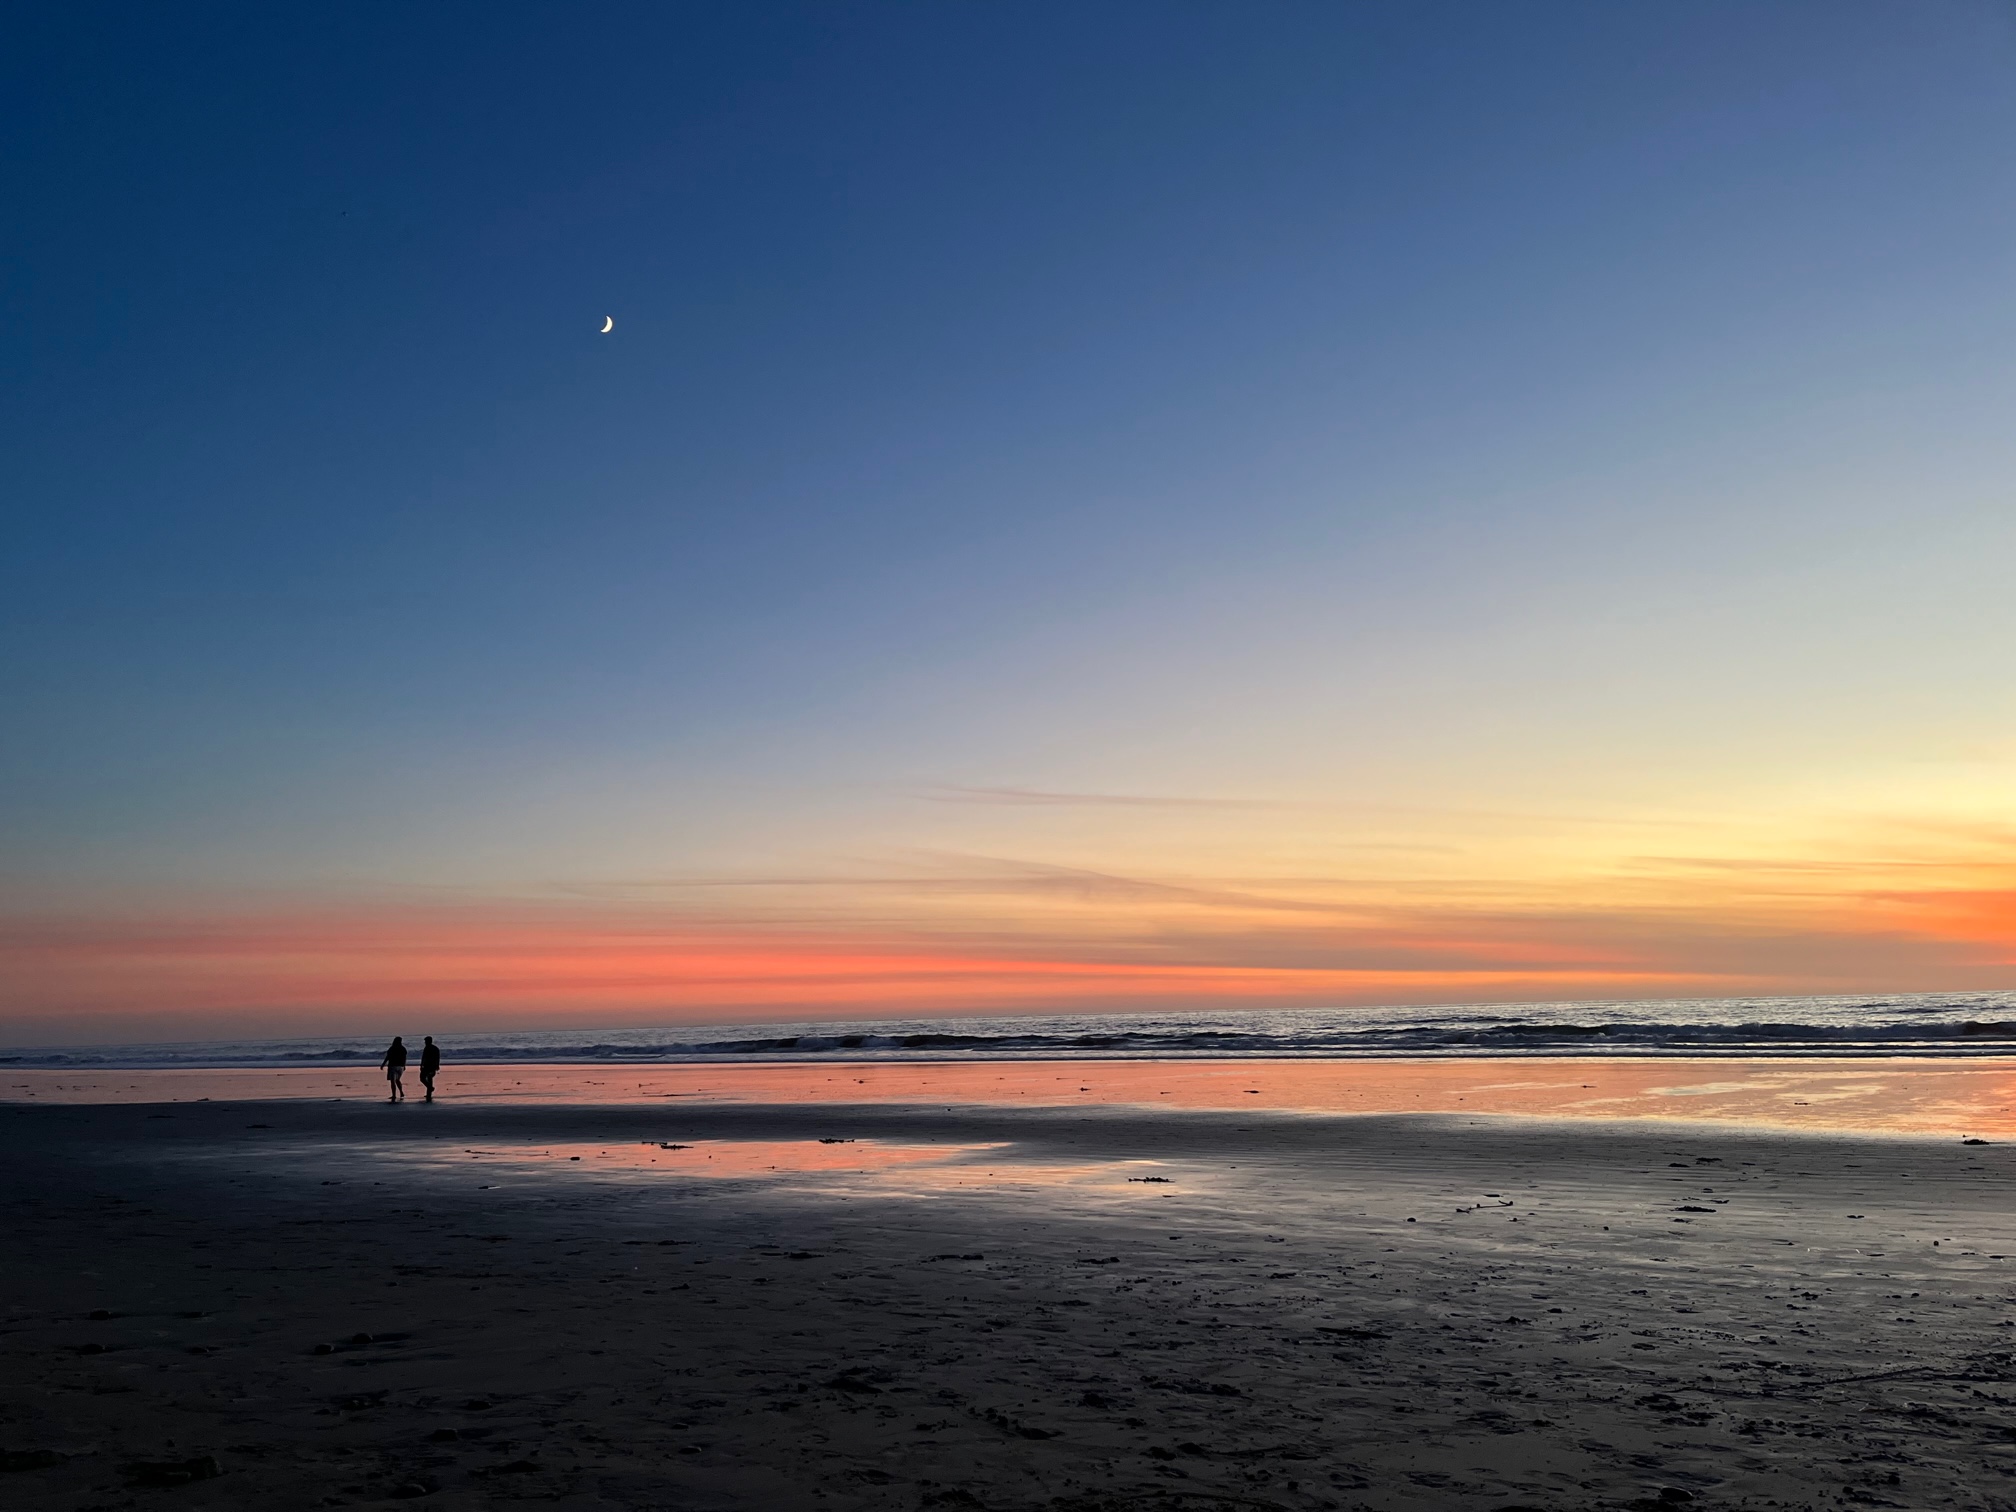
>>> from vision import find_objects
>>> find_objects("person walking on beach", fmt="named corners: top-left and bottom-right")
top-left (418, 1035), bottom-right (441, 1101)
top-left (380, 1036), bottom-right (408, 1102)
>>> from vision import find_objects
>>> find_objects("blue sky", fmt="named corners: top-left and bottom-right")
top-left (8, 2), bottom-right (2016, 1038)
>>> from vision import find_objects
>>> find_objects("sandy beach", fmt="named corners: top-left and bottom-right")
top-left (6, 1063), bottom-right (2016, 1511)
top-left (17, 5), bottom-right (2016, 1509)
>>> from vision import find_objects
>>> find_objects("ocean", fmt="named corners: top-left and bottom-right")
top-left (7, 990), bottom-right (2016, 1068)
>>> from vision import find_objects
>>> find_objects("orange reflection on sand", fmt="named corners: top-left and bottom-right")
top-left (7, 1057), bottom-right (2015, 1136)
top-left (442, 1138), bottom-right (1007, 1178)
top-left (844, 1158), bottom-right (1181, 1197)
top-left (408, 1138), bottom-right (1177, 1194)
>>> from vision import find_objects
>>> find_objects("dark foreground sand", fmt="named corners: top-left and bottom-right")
top-left (5, 1086), bottom-right (2016, 1512)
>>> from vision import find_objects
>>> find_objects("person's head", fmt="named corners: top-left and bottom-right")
top-left (391, 1035), bottom-right (404, 1045)
top-left (424, 1036), bottom-right (434, 1045)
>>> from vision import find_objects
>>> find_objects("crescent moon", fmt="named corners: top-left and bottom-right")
top-left (600, 316), bottom-right (613, 333)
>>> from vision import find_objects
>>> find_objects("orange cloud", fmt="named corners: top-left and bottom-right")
top-left (7, 812), bottom-right (2016, 1043)
top-left (0, 902), bottom-right (1711, 1043)
top-left (1857, 887), bottom-right (2016, 959)
top-left (0, 871), bottom-right (2009, 1045)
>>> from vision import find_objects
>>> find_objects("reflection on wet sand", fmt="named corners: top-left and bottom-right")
top-left (412, 1137), bottom-right (1179, 1195)
top-left (441, 1138), bottom-right (1005, 1177)
top-left (7, 1056), bottom-right (2013, 1135)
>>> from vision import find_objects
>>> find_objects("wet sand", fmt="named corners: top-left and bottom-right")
top-left (9, 1055), bottom-right (2016, 1138)
top-left (5, 1066), bottom-right (2016, 1511)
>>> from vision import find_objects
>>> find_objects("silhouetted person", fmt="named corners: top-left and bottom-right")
top-left (419, 1036), bottom-right (441, 1101)
top-left (380, 1036), bottom-right (408, 1101)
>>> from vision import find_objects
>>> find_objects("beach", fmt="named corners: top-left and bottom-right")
top-left (16, 5), bottom-right (2016, 1509)
top-left (6, 1062), bottom-right (2016, 1512)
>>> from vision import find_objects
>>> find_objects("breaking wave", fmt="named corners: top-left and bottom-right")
top-left (7, 992), bottom-right (2016, 1069)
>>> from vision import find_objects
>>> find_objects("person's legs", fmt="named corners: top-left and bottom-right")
top-left (420, 1071), bottom-right (435, 1102)
top-left (388, 1068), bottom-right (404, 1101)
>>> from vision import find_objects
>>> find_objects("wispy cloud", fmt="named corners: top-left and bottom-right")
top-left (7, 859), bottom-right (2016, 1044)
top-left (552, 854), bottom-right (1350, 915)
top-left (12, 810), bottom-right (2016, 1043)
top-left (918, 784), bottom-right (1282, 808)
top-left (0, 900), bottom-right (1715, 1044)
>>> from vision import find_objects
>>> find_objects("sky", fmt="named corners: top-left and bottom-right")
top-left (8, 1), bottom-right (2016, 1044)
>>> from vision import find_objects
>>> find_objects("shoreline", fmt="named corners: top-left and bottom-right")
top-left (6, 1054), bottom-right (2013, 1140)
top-left (13, 1046), bottom-right (2016, 1068)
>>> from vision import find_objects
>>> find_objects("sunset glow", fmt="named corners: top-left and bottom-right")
top-left (9, 5), bottom-right (2016, 1046)
top-left (7, 806), bottom-right (2016, 1042)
